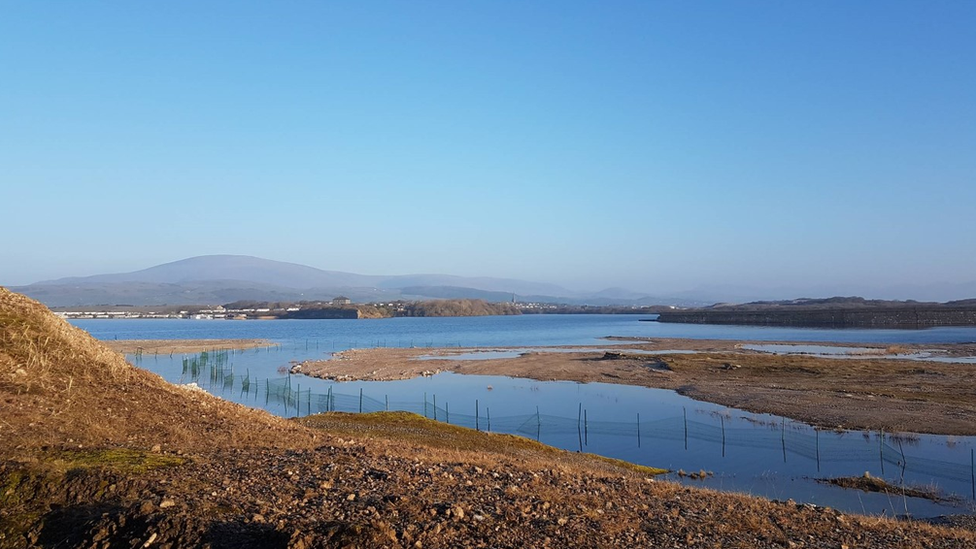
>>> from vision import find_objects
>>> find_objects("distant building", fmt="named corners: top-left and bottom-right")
top-left (332, 296), bottom-right (352, 306)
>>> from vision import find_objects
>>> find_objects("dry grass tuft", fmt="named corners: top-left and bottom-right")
top-left (0, 287), bottom-right (132, 394)
top-left (0, 287), bottom-right (317, 456)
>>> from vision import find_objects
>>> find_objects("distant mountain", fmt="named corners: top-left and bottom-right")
top-left (38, 255), bottom-right (381, 289)
top-left (15, 255), bottom-right (668, 308)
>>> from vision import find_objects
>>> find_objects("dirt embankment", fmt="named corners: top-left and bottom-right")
top-left (298, 341), bottom-right (976, 436)
top-left (3, 288), bottom-right (976, 548)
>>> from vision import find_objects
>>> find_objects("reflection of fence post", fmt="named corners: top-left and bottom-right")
top-left (816, 429), bottom-right (821, 472)
top-left (577, 404), bottom-right (583, 452)
top-left (683, 408), bottom-right (688, 450)
top-left (359, 388), bottom-right (363, 414)
top-left (897, 439), bottom-right (907, 482)
top-left (720, 416), bottom-right (725, 457)
top-left (476, 400), bottom-right (480, 431)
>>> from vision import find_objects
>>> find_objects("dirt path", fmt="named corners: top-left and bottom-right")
top-left (298, 339), bottom-right (976, 436)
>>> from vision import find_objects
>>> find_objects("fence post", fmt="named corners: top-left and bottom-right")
top-left (487, 407), bottom-right (491, 432)
top-left (446, 402), bottom-right (450, 424)
top-left (637, 412), bottom-right (641, 449)
top-left (433, 395), bottom-right (437, 421)
top-left (359, 388), bottom-right (363, 414)
top-left (971, 449), bottom-right (974, 500)
top-left (781, 418), bottom-right (786, 463)
top-left (476, 400), bottom-right (480, 431)
top-left (880, 429), bottom-right (885, 476)
top-left (385, 394), bottom-right (389, 412)
top-left (424, 392), bottom-right (427, 418)
top-left (297, 384), bottom-right (301, 416)
top-left (536, 406), bottom-right (541, 442)
top-left (584, 409), bottom-right (588, 446)
top-left (327, 387), bottom-right (332, 412)
top-left (577, 403), bottom-right (583, 452)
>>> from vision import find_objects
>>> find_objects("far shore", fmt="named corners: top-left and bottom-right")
top-left (104, 338), bottom-right (275, 354)
top-left (296, 338), bottom-right (976, 436)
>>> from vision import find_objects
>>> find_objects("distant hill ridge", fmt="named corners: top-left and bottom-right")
top-left (14, 255), bottom-right (670, 307)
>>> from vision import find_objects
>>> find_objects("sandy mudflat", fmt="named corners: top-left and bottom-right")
top-left (297, 338), bottom-right (976, 436)
top-left (105, 338), bottom-right (275, 354)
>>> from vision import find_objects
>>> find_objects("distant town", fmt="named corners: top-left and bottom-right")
top-left (53, 297), bottom-right (669, 320)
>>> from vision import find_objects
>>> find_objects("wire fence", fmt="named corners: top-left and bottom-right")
top-left (165, 349), bottom-right (976, 501)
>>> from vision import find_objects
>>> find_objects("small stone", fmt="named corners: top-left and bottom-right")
top-left (346, 493), bottom-right (357, 501)
top-left (557, 517), bottom-right (568, 526)
top-left (159, 499), bottom-right (175, 509)
top-left (138, 501), bottom-right (154, 514)
top-left (150, 444), bottom-right (162, 453)
top-left (252, 513), bottom-right (266, 523)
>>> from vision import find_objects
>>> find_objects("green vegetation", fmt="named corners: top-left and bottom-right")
top-left (54, 448), bottom-right (187, 475)
top-left (398, 299), bottom-right (519, 317)
top-left (820, 473), bottom-right (952, 503)
top-left (299, 411), bottom-right (668, 476)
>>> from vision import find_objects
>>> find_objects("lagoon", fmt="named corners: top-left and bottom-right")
top-left (73, 315), bottom-right (976, 518)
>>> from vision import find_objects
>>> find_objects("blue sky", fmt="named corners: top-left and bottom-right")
top-left (2, 2), bottom-right (974, 299)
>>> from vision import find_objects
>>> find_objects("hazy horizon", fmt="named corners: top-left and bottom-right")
top-left (5, 253), bottom-right (974, 304)
top-left (2, 2), bottom-right (974, 301)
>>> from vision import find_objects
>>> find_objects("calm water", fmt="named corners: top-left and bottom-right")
top-left (73, 315), bottom-right (976, 518)
top-left (74, 314), bottom-right (976, 348)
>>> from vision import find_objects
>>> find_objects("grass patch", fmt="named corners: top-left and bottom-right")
top-left (819, 473), bottom-right (951, 503)
top-left (54, 448), bottom-right (187, 474)
top-left (299, 411), bottom-right (668, 476)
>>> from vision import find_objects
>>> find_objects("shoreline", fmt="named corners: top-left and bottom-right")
top-left (296, 338), bottom-right (976, 436)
